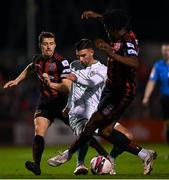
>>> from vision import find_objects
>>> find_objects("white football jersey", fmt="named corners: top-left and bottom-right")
top-left (67, 60), bottom-right (107, 120)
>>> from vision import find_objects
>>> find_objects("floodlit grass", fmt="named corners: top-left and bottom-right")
top-left (0, 143), bottom-right (169, 179)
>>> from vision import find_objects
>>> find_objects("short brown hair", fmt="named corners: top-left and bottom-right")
top-left (38, 31), bottom-right (56, 45)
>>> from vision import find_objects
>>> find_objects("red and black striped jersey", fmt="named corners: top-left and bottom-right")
top-left (107, 31), bottom-right (139, 98)
top-left (32, 51), bottom-right (70, 98)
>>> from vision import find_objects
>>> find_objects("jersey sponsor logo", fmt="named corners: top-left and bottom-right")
top-left (126, 42), bottom-right (135, 48)
top-left (61, 60), bottom-right (69, 67)
top-left (127, 49), bottom-right (138, 55)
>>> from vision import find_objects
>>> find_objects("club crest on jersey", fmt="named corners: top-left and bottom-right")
top-left (49, 63), bottom-right (56, 72)
top-left (90, 71), bottom-right (96, 77)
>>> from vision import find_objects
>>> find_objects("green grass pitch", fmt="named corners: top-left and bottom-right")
top-left (0, 143), bottom-right (169, 179)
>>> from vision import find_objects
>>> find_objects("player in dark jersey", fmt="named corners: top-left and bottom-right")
top-left (46, 10), bottom-right (156, 175)
top-left (3, 31), bottom-right (71, 175)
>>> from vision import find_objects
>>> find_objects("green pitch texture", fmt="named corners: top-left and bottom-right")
top-left (0, 143), bottom-right (168, 179)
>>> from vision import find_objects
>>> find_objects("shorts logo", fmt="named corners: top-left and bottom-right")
top-left (102, 104), bottom-right (114, 116)
top-left (102, 107), bottom-right (113, 116)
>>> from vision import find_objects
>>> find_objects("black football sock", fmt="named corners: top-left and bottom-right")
top-left (110, 145), bottom-right (124, 159)
top-left (102, 129), bottom-right (142, 155)
top-left (33, 135), bottom-right (45, 166)
top-left (77, 144), bottom-right (88, 165)
top-left (89, 137), bottom-right (109, 156)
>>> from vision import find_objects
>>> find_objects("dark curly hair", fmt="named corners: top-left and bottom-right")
top-left (103, 9), bottom-right (130, 31)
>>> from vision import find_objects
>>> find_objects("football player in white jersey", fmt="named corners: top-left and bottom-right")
top-left (64, 39), bottom-right (108, 174)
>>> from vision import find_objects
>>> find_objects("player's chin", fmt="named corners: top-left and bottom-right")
top-left (44, 52), bottom-right (53, 58)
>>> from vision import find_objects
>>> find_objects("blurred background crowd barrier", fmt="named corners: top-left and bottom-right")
top-left (0, 0), bottom-right (168, 145)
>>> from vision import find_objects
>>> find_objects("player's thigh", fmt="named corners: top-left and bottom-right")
top-left (34, 116), bottom-right (51, 136)
top-left (97, 86), bottom-right (113, 113)
top-left (98, 123), bottom-right (115, 137)
top-left (114, 122), bottom-right (134, 140)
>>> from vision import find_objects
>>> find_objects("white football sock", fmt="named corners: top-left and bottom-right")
top-left (138, 148), bottom-right (148, 160)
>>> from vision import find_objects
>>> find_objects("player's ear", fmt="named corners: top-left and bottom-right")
top-left (90, 49), bottom-right (94, 56)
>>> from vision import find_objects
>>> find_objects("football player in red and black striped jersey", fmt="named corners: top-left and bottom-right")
top-left (69, 9), bottom-right (139, 152)
top-left (3, 31), bottom-right (71, 175)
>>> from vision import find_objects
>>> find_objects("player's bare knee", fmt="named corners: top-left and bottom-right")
top-left (34, 126), bottom-right (45, 136)
top-left (126, 132), bottom-right (134, 141)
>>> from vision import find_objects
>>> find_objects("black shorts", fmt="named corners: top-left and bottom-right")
top-left (98, 83), bottom-right (135, 121)
top-left (34, 95), bottom-right (69, 125)
top-left (161, 94), bottom-right (169, 120)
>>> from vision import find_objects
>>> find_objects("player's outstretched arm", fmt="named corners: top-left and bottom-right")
top-left (81, 10), bottom-right (103, 19)
top-left (3, 63), bottom-right (34, 89)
